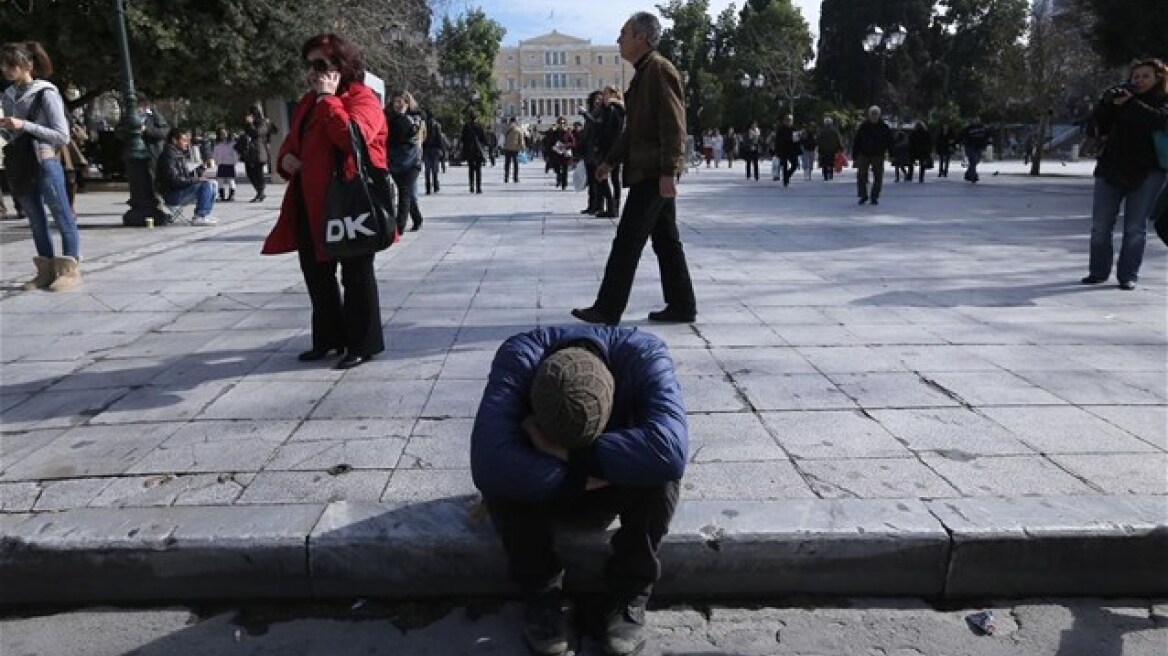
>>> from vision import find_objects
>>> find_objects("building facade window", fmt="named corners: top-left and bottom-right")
top-left (508, 78), bottom-right (515, 90)
top-left (598, 54), bottom-right (604, 65)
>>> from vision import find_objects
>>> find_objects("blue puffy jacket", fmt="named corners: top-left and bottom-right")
top-left (471, 326), bottom-right (688, 504)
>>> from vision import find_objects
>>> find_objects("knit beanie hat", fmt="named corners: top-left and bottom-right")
top-left (530, 346), bottom-right (615, 449)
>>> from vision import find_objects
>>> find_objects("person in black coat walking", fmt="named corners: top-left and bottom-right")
top-left (460, 112), bottom-right (488, 194)
top-left (934, 124), bottom-right (955, 177)
top-left (909, 121), bottom-right (933, 183)
top-left (241, 106), bottom-right (272, 202)
top-left (596, 85), bottom-right (626, 217)
top-left (852, 105), bottom-right (893, 204)
top-left (772, 114), bottom-right (799, 186)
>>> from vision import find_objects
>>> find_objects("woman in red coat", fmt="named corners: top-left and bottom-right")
top-left (263, 33), bottom-right (388, 369)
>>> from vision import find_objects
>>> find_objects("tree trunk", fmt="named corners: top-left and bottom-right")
top-left (1029, 114), bottom-right (1048, 176)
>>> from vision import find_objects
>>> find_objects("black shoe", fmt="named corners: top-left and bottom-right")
top-left (255, 194), bottom-right (265, 202)
top-left (871, 198), bottom-right (879, 205)
top-left (1118, 280), bottom-right (1137, 290)
top-left (858, 196), bottom-right (869, 205)
top-left (523, 589), bottom-right (570, 656)
top-left (596, 211), bottom-right (618, 218)
top-left (601, 602), bottom-right (646, 656)
top-left (335, 353), bottom-right (370, 370)
top-left (571, 306), bottom-right (619, 326)
top-left (647, 306), bottom-right (696, 323)
top-left (298, 347), bottom-right (342, 362)
top-left (581, 208), bottom-right (598, 215)
top-left (1081, 275), bottom-right (1107, 285)
top-left (410, 221), bottom-right (422, 231)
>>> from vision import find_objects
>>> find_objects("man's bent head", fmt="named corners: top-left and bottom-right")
top-left (530, 346), bottom-right (615, 449)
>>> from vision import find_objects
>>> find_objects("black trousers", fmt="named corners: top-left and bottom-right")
top-left (503, 150), bottom-right (519, 181)
top-left (585, 162), bottom-right (600, 210)
top-left (937, 152), bottom-right (950, 177)
top-left (819, 154), bottom-right (836, 180)
top-left (295, 210), bottom-right (384, 357)
top-left (245, 163), bottom-right (266, 196)
top-left (554, 161), bottom-right (569, 189)
top-left (594, 179), bottom-right (696, 321)
top-left (779, 155), bottom-right (798, 184)
top-left (390, 167), bottom-right (423, 232)
top-left (467, 162), bottom-right (482, 192)
top-left (423, 149), bottom-right (441, 192)
top-left (598, 165), bottom-right (621, 214)
top-left (486, 481), bottom-right (680, 601)
top-left (743, 153), bottom-right (759, 180)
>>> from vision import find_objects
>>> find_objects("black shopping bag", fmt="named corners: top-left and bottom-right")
top-left (322, 121), bottom-right (395, 259)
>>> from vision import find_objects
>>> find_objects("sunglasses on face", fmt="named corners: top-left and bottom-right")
top-left (306, 58), bottom-right (332, 73)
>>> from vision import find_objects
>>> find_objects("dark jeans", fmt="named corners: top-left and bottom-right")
top-left (390, 167), bottom-right (423, 232)
top-left (775, 155), bottom-right (798, 184)
top-left (1089, 172), bottom-right (1166, 283)
top-left (555, 161), bottom-right (569, 189)
top-left (819, 153), bottom-right (836, 180)
top-left (937, 152), bottom-right (951, 177)
top-left (423, 149), bottom-right (442, 192)
top-left (743, 153), bottom-right (759, 180)
top-left (245, 162), bottom-right (266, 196)
top-left (467, 161), bottom-right (482, 192)
top-left (598, 164), bottom-right (621, 214)
top-left (585, 162), bottom-right (600, 210)
top-left (295, 206), bottom-right (384, 356)
top-left (503, 150), bottom-right (519, 181)
top-left (855, 155), bottom-right (885, 200)
top-left (485, 480), bottom-right (680, 601)
top-left (964, 147), bottom-right (983, 181)
top-left (593, 179), bottom-right (696, 321)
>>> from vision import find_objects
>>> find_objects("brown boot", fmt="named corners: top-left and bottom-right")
top-left (47, 256), bottom-right (82, 292)
top-left (22, 256), bottom-right (56, 291)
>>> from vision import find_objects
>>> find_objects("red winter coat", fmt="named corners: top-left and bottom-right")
top-left (262, 82), bottom-right (388, 263)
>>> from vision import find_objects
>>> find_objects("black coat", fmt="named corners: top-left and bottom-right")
top-left (155, 143), bottom-right (196, 193)
top-left (597, 101), bottom-right (626, 162)
top-left (909, 127), bottom-right (933, 159)
top-left (1092, 88), bottom-right (1168, 189)
top-left (459, 122), bottom-right (487, 164)
top-left (852, 120), bottom-right (893, 158)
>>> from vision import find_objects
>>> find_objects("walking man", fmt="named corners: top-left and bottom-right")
top-left (572, 11), bottom-right (697, 326)
top-left (853, 105), bottom-right (893, 205)
top-left (503, 117), bottom-right (525, 183)
top-left (471, 325), bottom-right (687, 656)
top-left (959, 116), bottom-right (990, 183)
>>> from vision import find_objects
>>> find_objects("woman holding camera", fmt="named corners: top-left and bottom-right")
top-left (1082, 57), bottom-right (1168, 290)
top-left (262, 33), bottom-right (387, 369)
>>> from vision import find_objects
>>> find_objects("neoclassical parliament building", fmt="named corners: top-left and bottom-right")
top-left (492, 30), bottom-right (636, 125)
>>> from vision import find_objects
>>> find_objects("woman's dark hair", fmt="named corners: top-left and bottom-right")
top-left (0, 41), bottom-right (53, 78)
top-left (301, 33), bottom-right (365, 92)
top-left (1130, 57), bottom-right (1167, 93)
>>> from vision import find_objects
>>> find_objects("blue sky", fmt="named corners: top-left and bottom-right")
top-left (442, 0), bottom-right (823, 47)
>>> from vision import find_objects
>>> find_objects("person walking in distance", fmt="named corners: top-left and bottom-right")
top-left (742, 120), bottom-right (761, 181)
top-left (817, 117), bottom-right (843, 181)
top-left (596, 85), bottom-right (627, 218)
top-left (852, 105), bottom-right (893, 205)
top-left (503, 116), bottom-right (525, 183)
top-left (909, 121), bottom-right (933, 183)
top-left (958, 116), bottom-right (989, 183)
top-left (935, 123), bottom-right (954, 178)
top-left (422, 110), bottom-right (444, 194)
top-left (472, 325), bottom-right (687, 656)
top-left (572, 12), bottom-right (697, 327)
top-left (772, 114), bottom-right (799, 186)
top-left (212, 129), bottom-right (238, 202)
top-left (242, 107), bottom-right (272, 202)
top-left (461, 111), bottom-right (489, 194)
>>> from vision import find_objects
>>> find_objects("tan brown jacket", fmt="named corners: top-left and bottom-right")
top-left (604, 51), bottom-right (686, 185)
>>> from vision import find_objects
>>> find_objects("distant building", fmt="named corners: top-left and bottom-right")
top-left (493, 30), bottom-right (635, 131)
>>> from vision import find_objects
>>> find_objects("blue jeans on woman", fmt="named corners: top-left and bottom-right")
top-left (1089, 172), bottom-right (1167, 283)
top-left (17, 158), bottom-right (80, 259)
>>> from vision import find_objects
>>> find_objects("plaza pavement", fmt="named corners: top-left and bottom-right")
top-left (0, 159), bottom-right (1164, 605)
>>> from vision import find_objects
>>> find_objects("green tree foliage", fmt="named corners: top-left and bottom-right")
top-left (734, 0), bottom-right (813, 125)
top-left (1071, 0), bottom-right (1168, 67)
top-left (931, 0), bottom-right (1028, 117)
top-left (0, 0), bottom-right (432, 115)
top-left (433, 8), bottom-right (506, 127)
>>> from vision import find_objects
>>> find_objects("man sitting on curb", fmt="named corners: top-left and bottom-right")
top-left (156, 127), bottom-right (218, 226)
top-left (471, 325), bottom-right (688, 656)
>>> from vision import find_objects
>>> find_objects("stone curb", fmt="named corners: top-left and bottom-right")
top-left (2, 495), bottom-right (1164, 605)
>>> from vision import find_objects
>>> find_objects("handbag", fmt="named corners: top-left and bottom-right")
top-left (833, 151), bottom-right (846, 173)
top-left (1153, 130), bottom-right (1168, 170)
top-left (571, 160), bottom-right (588, 191)
top-left (322, 121), bottom-right (396, 259)
top-left (2, 89), bottom-right (46, 196)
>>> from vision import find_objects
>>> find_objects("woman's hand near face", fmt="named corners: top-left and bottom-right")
top-left (0, 117), bottom-right (24, 130)
top-left (312, 71), bottom-right (341, 97)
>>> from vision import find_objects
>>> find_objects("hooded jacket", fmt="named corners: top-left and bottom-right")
top-left (471, 326), bottom-right (688, 504)
top-left (262, 81), bottom-right (387, 263)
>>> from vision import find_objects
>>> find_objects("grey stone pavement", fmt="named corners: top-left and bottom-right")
top-left (0, 159), bottom-right (1165, 605)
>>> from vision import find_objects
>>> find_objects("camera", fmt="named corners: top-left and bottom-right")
top-left (1103, 82), bottom-right (1136, 101)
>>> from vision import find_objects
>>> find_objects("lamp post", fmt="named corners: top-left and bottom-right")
top-left (861, 24), bottom-right (906, 111)
top-left (113, 0), bottom-right (167, 227)
top-left (739, 73), bottom-right (765, 124)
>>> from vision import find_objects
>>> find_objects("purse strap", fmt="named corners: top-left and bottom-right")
top-left (334, 119), bottom-right (375, 180)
